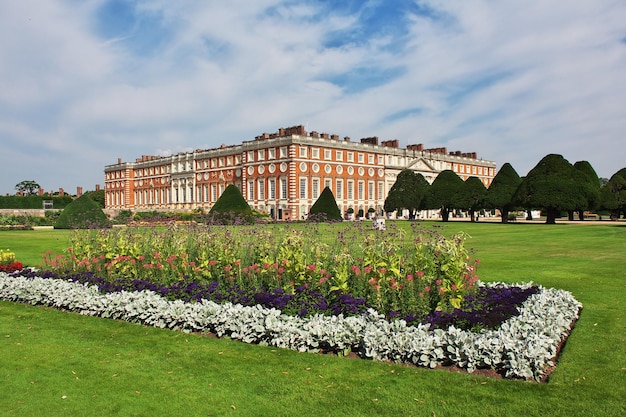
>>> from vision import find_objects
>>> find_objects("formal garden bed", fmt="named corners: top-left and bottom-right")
top-left (0, 223), bottom-right (582, 381)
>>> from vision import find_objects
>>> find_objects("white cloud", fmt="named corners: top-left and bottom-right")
top-left (0, 0), bottom-right (625, 195)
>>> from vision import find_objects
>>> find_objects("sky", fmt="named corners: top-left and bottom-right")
top-left (1, 0), bottom-right (625, 195)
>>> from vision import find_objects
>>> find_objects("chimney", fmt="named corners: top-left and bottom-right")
top-left (95, 184), bottom-right (101, 191)
top-left (59, 188), bottom-right (64, 196)
top-left (77, 186), bottom-right (83, 197)
top-left (38, 188), bottom-right (44, 196)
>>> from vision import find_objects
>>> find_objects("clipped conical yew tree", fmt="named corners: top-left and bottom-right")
top-left (308, 186), bottom-right (342, 222)
top-left (207, 184), bottom-right (255, 224)
top-left (54, 194), bottom-right (111, 229)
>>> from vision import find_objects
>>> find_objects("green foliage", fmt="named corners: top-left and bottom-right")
top-left (384, 170), bottom-right (429, 218)
top-left (14, 180), bottom-right (40, 195)
top-left (207, 184), bottom-right (256, 224)
top-left (0, 195), bottom-right (73, 209)
top-left (210, 184), bottom-right (252, 214)
top-left (83, 189), bottom-right (105, 208)
top-left (485, 162), bottom-right (522, 223)
top-left (462, 176), bottom-right (487, 222)
top-left (572, 160), bottom-right (601, 219)
top-left (54, 195), bottom-right (111, 229)
top-left (41, 222), bottom-right (478, 319)
top-left (428, 170), bottom-right (465, 221)
top-left (308, 187), bottom-right (342, 221)
top-left (600, 167), bottom-right (626, 219)
top-left (514, 154), bottom-right (587, 224)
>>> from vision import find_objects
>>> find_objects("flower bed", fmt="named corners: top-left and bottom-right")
top-left (0, 271), bottom-right (581, 381)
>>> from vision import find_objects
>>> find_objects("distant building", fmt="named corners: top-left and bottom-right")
top-left (104, 125), bottom-right (496, 219)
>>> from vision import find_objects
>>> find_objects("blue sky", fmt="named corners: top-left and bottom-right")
top-left (1, 0), bottom-right (625, 195)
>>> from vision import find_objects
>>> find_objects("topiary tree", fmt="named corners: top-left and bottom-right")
top-left (484, 163), bottom-right (522, 223)
top-left (384, 169), bottom-right (429, 219)
top-left (462, 176), bottom-right (487, 222)
top-left (428, 170), bottom-right (465, 222)
top-left (513, 154), bottom-right (587, 224)
top-left (54, 194), bottom-right (111, 229)
top-left (572, 160), bottom-right (601, 221)
top-left (308, 187), bottom-right (342, 222)
top-left (207, 184), bottom-right (255, 224)
top-left (600, 168), bottom-right (626, 220)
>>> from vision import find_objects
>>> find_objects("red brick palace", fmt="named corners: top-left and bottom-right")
top-left (104, 125), bottom-right (496, 219)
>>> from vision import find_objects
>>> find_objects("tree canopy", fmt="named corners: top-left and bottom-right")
top-left (572, 160), bottom-right (601, 220)
top-left (600, 168), bottom-right (626, 220)
top-left (484, 163), bottom-right (522, 223)
top-left (15, 180), bottom-right (40, 195)
top-left (428, 170), bottom-right (465, 222)
top-left (513, 154), bottom-right (587, 224)
top-left (384, 169), bottom-right (429, 219)
top-left (462, 176), bottom-right (487, 222)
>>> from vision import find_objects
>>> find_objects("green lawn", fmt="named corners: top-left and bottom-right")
top-left (1, 222), bottom-right (625, 416)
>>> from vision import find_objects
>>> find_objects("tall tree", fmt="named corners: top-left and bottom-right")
top-left (463, 176), bottom-right (488, 222)
top-left (572, 160), bottom-right (601, 220)
top-left (428, 170), bottom-right (465, 222)
top-left (600, 168), bottom-right (626, 220)
top-left (384, 169), bottom-right (429, 219)
top-left (513, 154), bottom-right (586, 224)
top-left (15, 180), bottom-right (40, 195)
top-left (484, 163), bottom-right (522, 223)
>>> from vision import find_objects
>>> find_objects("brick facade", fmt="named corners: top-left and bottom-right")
top-left (104, 125), bottom-right (496, 219)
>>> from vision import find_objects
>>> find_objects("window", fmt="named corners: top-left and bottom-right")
top-left (358, 153), bottom-right (364, 163)
top-left (235, 155), bottom-right (241, 164)
top-left (280, 177), bottom-right (287, 199)
top-left (336, 179), bottom-right (343, 199)
top-left (212, 185), bottom-right (217, 201)
top-left (300, 178), bottom-right (307, 199)
top-left (299, 147), bottom-right (307, 158)
top-left (312, 179), bottom-right (319, 199)
top-left (258, 179), bottom-right (265, 200)
top-left (336, 150), bottom-right (343, 161)
top-left (219, 157), bottom-right (224, 167)
top-left (358, 181), bottom-right (364, 200)
top-left (324, 149), bottom-right (331, 160)
top-left (347, 152), bottom-right (354, 162)
top-left (347, 180), bottom-right (354, 200)
top-left (325, 179), bottom-right (331, 190)
top-left (312, 148), bottom-right (320, 159)
top-left (368, 181), bottom-right (374, 200)
top-left (268, 148), bottom-right (276, 160)
top-left (227, 156), bottom-right (233, 166)
top-left (368, 155), bottom-right (374, 164)
top-left (378, 182), bottom-right (383, 200)
top-left (269, 178), bottom-right (276, 199)
top-left (247, 151), bottom-right (254, 162)
top-left (258, 149), bottom-right (265, 161)
top-left (248, 180), bottom-right (254, 200)
top-left (280, 147), bottom-right (288, 158)
top-left (378, 155), bottom-right (383, 164)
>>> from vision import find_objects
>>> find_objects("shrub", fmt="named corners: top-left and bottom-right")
top-left (207, 185), bottom-right (256, 224)
top-left (308, 187), bottom-right (342, 221)
top-left (54, 195), bottom-right (111, 229)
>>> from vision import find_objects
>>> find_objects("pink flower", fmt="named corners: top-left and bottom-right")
top-left (424, 286), bottom-right (431, 293)
top-left (406, 274), bottom-right (414, 282)
top-left (417, 271), bottom-right (425, 277)
top-left (435, 279), bottom-right (442, 285)
top-left (209, 260), bottom-right (217, 266)
top-left (363, 266), bottom-right (372, 274)
top-left (308, 264), bottom-right (316, 271)
top-left (351, 265), bottom-right (361, 275)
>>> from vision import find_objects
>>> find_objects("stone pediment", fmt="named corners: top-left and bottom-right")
top-left (407, 157), bottom-right (435, 172)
